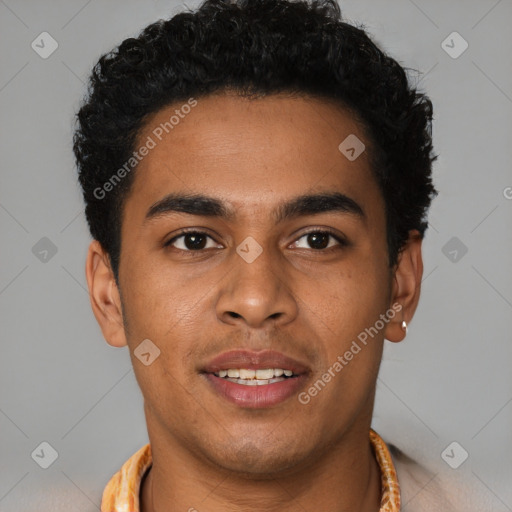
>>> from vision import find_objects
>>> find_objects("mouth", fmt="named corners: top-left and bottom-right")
top-left (201, 350), bottom-right (310, 408)
top-left (213, 367), bottom-right (297, 385)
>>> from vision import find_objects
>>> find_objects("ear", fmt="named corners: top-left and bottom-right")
top-left (85, 240), bottom-right (127, 347)
top-left (384, 229), bottom-right (424, 343)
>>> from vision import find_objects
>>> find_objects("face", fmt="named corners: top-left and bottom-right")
top-left (88, 92), bottom-right (418, 476)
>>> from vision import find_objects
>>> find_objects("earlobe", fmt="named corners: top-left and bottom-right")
top-left (384, 230), bottom-right (423, 343)
top-left (85, 240), bottom-right (128, 347)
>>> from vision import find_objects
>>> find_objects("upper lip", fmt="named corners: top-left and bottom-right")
top-left (202, 349), bottom-right (310, 375)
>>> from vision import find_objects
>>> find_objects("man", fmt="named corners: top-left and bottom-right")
top-left (72, 0), bottom-right (452, 510)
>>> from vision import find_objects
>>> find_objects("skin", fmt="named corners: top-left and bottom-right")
top-left (86, 92), bottom-right (423, 512)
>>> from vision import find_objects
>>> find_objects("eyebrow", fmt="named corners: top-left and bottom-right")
top-left (145, 191), bottom-right (366, 224)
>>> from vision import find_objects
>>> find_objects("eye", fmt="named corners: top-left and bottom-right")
top-left (291, 230), bottom-right (347, 251)
top-left (164, 229), bottom-right (348, 254)
top-left (165, 231), bottom-right (222, 251)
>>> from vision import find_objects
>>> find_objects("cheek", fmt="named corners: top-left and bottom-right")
top-left (303, 270), bottom-right (387, 409)
top-left (317, 259), bottom-right (389, 324)
top-left (120, 258), bottom-right (209, 374)
top-left (121, 269), bottom-right (203, 409)
top-left (305, 261), bottom-right (390, 386)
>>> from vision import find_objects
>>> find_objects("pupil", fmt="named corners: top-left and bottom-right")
top-left (185, 234), bottom-right (206, 250)
top-left (308, 232), bottom-right (329, 249)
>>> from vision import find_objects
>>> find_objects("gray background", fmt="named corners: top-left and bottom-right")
top-left (0, 0), bottom-right (511, 510)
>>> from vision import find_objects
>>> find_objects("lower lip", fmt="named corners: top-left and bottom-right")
top-left (204, 373), bottom-right (307, 408)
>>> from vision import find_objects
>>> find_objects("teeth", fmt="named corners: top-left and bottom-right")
top-left (239, 369), bottom-right (256, 379)
top-left (255, 369), bottom-right (274, 379)
top-left (226, 377), bottom-right (287, 386)
top-left (214, 368), bottom-right (295, 379)
top-left (241, 379), bottom-right (257, 386)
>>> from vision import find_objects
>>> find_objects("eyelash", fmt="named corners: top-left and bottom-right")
top-left (164, 228), bottom-right (348, 254)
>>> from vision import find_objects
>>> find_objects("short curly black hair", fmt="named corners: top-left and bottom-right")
top-left (73, 0), bottom-right (438, 282)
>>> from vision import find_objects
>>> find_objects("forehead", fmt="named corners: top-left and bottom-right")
top-left (124, 93), bottom-right (384, 225)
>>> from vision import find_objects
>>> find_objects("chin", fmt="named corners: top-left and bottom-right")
top-left (208, 440), bottom-right (312, 479)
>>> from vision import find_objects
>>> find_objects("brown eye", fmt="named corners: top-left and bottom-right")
top-left (165, 231), bottom-right (221, 251)
top-left (305, 232), bottom-right (330, 249)
top-left (292, 230), bottom-right (347, 251)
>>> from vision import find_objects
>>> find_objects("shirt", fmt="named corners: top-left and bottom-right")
top-left (101, 428), bottom-right (400, 512)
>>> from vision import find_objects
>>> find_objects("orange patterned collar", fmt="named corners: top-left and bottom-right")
top-left (101, 428), bottom-right (400, 511)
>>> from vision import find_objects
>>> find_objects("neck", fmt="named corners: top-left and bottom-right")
top-left (140, 421), bottom-right (382, 512)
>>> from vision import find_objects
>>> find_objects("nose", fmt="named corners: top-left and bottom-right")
top-left (216, 245), bottom-right (298, 329)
